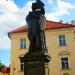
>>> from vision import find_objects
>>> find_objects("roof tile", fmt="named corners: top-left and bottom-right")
top-left (8, 20), bottom-right (75, 34)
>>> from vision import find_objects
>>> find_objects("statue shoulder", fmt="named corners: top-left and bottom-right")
top-left (39, 14), bottom-right (46, 30)
top-left (40, 14), bottom-right (46, 20)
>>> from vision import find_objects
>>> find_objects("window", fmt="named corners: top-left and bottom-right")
top-left (20, 39), bottom-right (26, 49)
top-left (59, 35), bottom-right (66, 46)
top-left (61, 57), bottom-right (69, 69)
top-left (20, 61), bottom-right (24, 71)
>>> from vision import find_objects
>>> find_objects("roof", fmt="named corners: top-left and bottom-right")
top-left (8, 20), bottom-right (75, 34)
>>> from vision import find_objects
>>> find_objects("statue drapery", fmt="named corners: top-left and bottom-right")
top-left (26, 0), bottom-right (47, 53)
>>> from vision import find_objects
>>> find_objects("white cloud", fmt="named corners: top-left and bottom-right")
top-left (45, 13), bottom-right (59, 22)
top-left (21, 1), bottom-right (32, 15)
top-left (48, 0), bottom-right (53, 4)
top-left (0, 0), bottom-right (75, 49)
top-left (0, 0), bottom-right (6, 7)
top-left (0, 34), bottom-right (11, 49)
top-left (46, 0), bottom-right (75, 21)
top-left (0, 0), bottom-right (34, 49)
top-left (6, 0), bottom-right (20, 13)
top-left (54, 0), bottom-right (75, 16)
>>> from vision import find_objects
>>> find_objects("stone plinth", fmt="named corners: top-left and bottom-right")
top-left (20, 52), bottom-right (50, 75)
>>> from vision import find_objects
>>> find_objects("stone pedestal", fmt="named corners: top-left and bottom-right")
top-left (20, 52), bottom-right (50, 75)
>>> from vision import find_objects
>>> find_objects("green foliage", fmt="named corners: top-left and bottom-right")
top-left (0, 61), bottom-right (4, 72)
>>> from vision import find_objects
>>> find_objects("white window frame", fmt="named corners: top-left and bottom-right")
top-left (59, 35), bottom-right (66, 46)
top-left (20, 62), bottom-right (24, 71)
top-left (20, 39), bottom-right (26, 49)
top-left (61, 57), bottom-right (69, 69)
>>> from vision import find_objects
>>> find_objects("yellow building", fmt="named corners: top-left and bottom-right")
top-left (8, 20), bottom-right (75, 75)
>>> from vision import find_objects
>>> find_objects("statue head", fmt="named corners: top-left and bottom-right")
top-left (32, 0), bottom-right (45, 15)
top-left (36, 0), bottom-right (44, 6)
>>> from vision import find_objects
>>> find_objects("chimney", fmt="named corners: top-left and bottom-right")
top-left (59, 20), bottom-right (63, 23)
top-left (71, 20), bottom-right (75, 25)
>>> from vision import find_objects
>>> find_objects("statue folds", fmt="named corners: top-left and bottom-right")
top-left (26, 0), bottom-right (47, 54)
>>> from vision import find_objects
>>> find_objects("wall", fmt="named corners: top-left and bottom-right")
top-left (10, 27), bottom-right (75, 75)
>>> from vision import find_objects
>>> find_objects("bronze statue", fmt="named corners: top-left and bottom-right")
top-left (26, 0), bottom-right (47, 54)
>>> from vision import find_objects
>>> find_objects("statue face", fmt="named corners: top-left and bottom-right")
top-left (32, 3), bottom-right (37, 11)
top-left (32, 0), bottom-right (44, 11)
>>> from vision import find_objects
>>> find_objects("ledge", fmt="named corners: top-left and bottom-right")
top-left (60, 68), bottom-right (71, 70)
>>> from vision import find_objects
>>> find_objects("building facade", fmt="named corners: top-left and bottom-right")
top-left (8, 21), bottom-right (75, 75)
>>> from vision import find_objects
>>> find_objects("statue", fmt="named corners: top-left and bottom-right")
top-left (20, 1), bottom-right (50, 75)
top-left (26, 0), bottom-right (47, 54)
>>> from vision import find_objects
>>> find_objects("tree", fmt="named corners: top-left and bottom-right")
top-left (0, 61), bottom-right (4, 72)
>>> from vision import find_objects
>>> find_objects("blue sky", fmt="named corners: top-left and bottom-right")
top-left (0, 0), bottom-right (75, 66)
top-left (0, 48), bottom-right (10, 66)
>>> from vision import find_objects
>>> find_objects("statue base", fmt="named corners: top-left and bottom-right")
top-left (20, 52), bottom-right (51, 75)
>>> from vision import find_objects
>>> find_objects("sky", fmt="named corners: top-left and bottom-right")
top-left (0, 0), bottom-right (75, 66)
